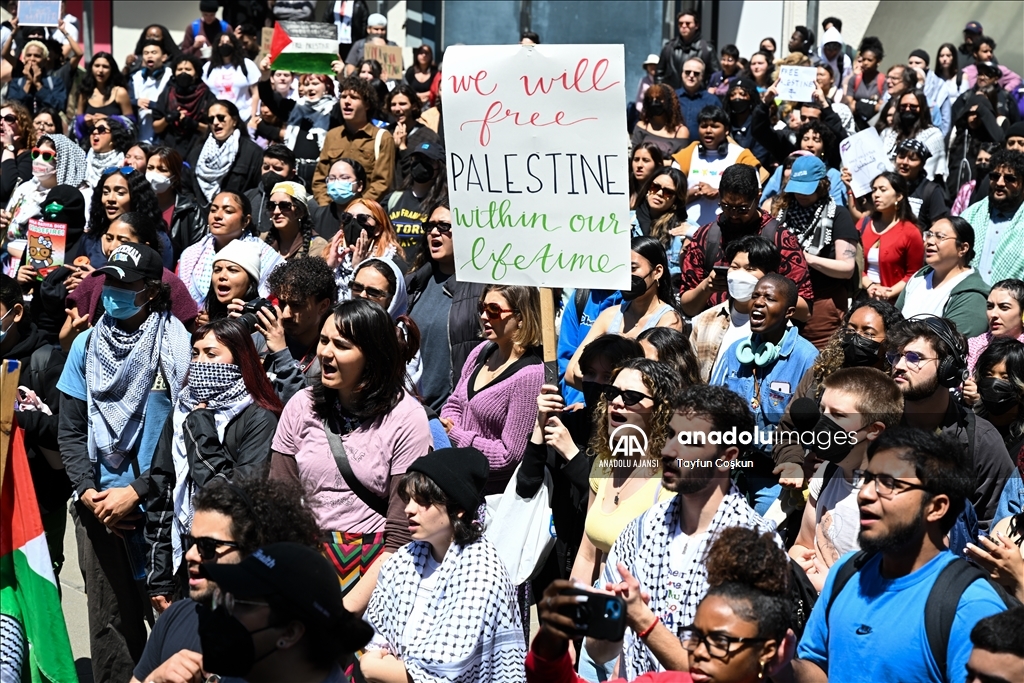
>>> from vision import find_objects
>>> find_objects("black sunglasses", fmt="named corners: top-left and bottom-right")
top-left (211, 114), bottom-right (229, 123)
top-left (1, 114), bottom-right (17, 124)
top-left (990, 171), bottom-right (1019, 184)
top-left (92, 126), bottom-right (111, 135)
top-left (601, 384), bottom-right (654, 406)
top-left (350, 281), bottom-right (389, 299)
top-left (424, 220), bottom-right (452, 235)
top-left (340, 212), bottom-right (374, 227)
top-left (181, 534), bottom-right (241, 561)
top-left (268, 200), bottom-right (295, 213)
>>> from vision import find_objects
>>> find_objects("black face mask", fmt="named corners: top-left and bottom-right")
top-left (581, 380), bottom-right (604, 409)
top-left (811, 414), bottom-right (861, 463)
top-left (410, 160), bottom-right (436, 184)
top-left (842, 333), bottom-right (882, 367)
top-left (975, 163), bottom-right (991, 176)
top-left (218, 43), bottom-right (235, 58)
top-left (898, 111), bottom-right (918, 129)
top-left (730, 98), bottom-right (752, 114)
top-left (647, 101), bottom-right (666, 117)
top-left (978, 377), bottom-right (1019, 415)
top-left (198, 604), bottom-right (278, 677)
top-left (620, 274), bottom-right (653, 301)
top-left (174, 72), bottom-right (195, 90)
top-left (261, 171), bottom-right (284, 194)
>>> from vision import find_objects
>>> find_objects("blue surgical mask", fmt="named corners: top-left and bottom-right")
top-left (327, 180), bottom-right (356, 203)
top-left (101, 285), bottom-right (145, 320)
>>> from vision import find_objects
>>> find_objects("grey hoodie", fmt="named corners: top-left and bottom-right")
top-left (818, 27), bottom-right (852, 93)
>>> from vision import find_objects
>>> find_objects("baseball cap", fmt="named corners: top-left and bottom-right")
top-left (367, 13), bottom-right (387, 27)
top-left (91, 243), bottom-right (163, 283)
top-left (786, 156), bottom-right (827, 195)
top-left (963, 21), bottom-right (983, 34)
top-left (411, 141), bottom-right (445, 163)
top-left (642, 53), bottom-right (659, 67)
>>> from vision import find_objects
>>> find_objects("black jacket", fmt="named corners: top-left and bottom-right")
top-left (185, 133), bottom-right (264, 207)
top-left (145, 403), bottom-right (278, 597)
top-left (168, 192), bottom-right (207, 263)
top-left (0, 150), bottom-right (31, 205)
top-left (750, 100), bottom-right (849, 169)
top-left (655, 33), bottom-right (719, 91)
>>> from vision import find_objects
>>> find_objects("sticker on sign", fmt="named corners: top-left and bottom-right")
top-left (441, 44), bottom-right (632, 289)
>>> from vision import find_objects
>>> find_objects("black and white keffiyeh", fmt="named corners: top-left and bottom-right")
top-left (85, 312), bottom-right (191, 470)
top-left (170, 362), bottom-right (253, 570)
top-left (777, 198), bottom-right (837, 256)
top-left (365, 538), bottom-right (527, 683)
top-left (603, 486), bottom-right (779, 679)
top-left (84, 148), bottom-right (125, 188)
top-left (195, 129), bottom-right (240, 203)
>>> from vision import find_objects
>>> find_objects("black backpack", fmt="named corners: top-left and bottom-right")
top-left (824, 551), bottom-right (1020, 682)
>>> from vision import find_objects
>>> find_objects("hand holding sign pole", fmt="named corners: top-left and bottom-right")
top-left (441, 44), bottom-right (631, 371)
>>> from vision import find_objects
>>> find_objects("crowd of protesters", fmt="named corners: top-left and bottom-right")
top-left (2, 2), bottom-right (1024, 682)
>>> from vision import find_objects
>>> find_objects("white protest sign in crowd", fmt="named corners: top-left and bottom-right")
top-left (441, 44), bottom-right (632, 289)
top-left (777, 65), bottom-right (818, 103)
top-left (839, 127), bottom-right (894, 198)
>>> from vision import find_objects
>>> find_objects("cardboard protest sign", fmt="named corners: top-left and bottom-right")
top-left (26, 218), bottom-right (66, 278)
top-left (839, 127), bottom-right (893, 197)
top-left (442, 44), bottom-right (631, 289)
top-left (17, 1), bottom-right (61, 27)
top-left (269, 21), bottom-right (337, 75)
top-left (365, 43), bottom-right (404, 81)
top-left (777, 65), bottom-right (818, 103)
top-left (256, 27), bottom-right (274, 69)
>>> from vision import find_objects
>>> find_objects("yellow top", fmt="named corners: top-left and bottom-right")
top-left (584, 474), bottom-right (675, 554)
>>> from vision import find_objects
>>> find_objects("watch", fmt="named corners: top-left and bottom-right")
top-left (3, 144), bottom-right (15, 152)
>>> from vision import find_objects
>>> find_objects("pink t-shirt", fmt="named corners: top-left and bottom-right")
top-left (271, 388), bottom-right (432, 533)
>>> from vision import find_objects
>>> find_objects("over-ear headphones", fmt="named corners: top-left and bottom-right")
top-left (736, 338), bottom-right (781, 367)
top-left (911, 315), bottom-right (967, 388)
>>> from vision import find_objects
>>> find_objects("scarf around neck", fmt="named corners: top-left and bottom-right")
top-left (168, 80), bottom-right (211, 121)
top-left (284, 95), bottom-right (338, 151)
top-left (85, 311), bottom-right (191, 470)
top-left (778, 198), bottom-right (836, 256)
top-left (195, 129), bottom-right (240, 203)
top-left (178, 233), bottom-right (283, 307)
top-left (84, 148), bottom-right (125, 189)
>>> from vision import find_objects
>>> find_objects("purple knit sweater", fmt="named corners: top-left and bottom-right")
top-left (440, 342), bottom-right (545, 494)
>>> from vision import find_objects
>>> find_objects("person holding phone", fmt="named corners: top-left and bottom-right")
top-left (362, 447), bottom-right (527, 683)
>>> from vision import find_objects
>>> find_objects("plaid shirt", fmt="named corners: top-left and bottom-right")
top-left (689, 301), bottom-right (733, 382)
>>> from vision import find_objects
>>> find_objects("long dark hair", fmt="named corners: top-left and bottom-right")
top-left (890, 90), bottom-right (934, 142)
top-left (207, 99), bottom-right (250, 139)
top-left (213, 32), bottom-right (246, 70)
top-left (133, 24), bottom-right (180, 60)
top-left (934, 43), bottom-right (960, 81)
top-left (387, 84), bottom-right (423, 125)
top-left (204, 266), bottom-right (259, 321)
top-left (629, 142), bottom-right (666, 202)
top-left (637, 327), bottom-right (701, 385)
top-left (265, 197), bottom-right (315, 258)
top-left (190, 319), bottom-right (284, 415)
top-left (870, 171), bottom-right (917, 224)
top-left (311, 299), bottom-right (409, 421)
top-left (974, 338), bottom-right (1024, 447)
top-left (88, 168), bottom-right (166, 237)
top-left (636, 169), bottom-right (686, 249)
top-left (631, 235), bottom-right (677, 308)
top-left (82, 52), bottom-right (126, 99)
top-left (148, 146), bottom-right (184, 193)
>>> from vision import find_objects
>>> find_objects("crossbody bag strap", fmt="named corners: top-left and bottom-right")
top-left (322, 418), bottom-right (389, 518)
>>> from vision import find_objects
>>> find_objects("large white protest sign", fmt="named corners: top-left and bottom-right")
top-left (442, 44), bottom-right (631, 288)
top-left (839, 127), bottom-right (893, 197)
top-left (777, 65), bottom-right (818, 103)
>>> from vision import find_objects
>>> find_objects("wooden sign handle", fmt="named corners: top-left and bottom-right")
top-left (540, 287), bottom-right (558, 384)
top-left (0, 359), bottom-right (22, 489)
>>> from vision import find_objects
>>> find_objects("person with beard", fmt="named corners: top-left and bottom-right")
top-left (382, 140), bottom-right (446, 266)
top-left (128, 476), bottom-right (322, 683)
top-left (962, 149), bottom-right (1024, 283)
top-left (879, 89), bottom-right (947, 182)
top-left (679, 164), bottom-right (812, 319)
top-left (787, 368), bottom-right (903, 592)
top-left (771, 156), bottom-right (859, 348)
top-left (520, 335), bottom-right (644, 591)
top-left (152, 54), bottom-right (215, 159)
top-left (654, 10), bottom-right (718, 91)
top-left (891, 139), bottom-right (949, 228)
top-left (793, 427), bottom-right (1009, 683)
top-left (585, 385), bottom-right (777, 679)
top-left (887, 316), bottom-right (1016, 529)
top-left (773, 300), bottom-right (904, 486)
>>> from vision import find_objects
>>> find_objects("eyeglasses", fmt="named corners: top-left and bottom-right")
top-left (852, 469), bottom-right (931, 499)
top-left (478, 302), bottom-right (514, 319)
top-left (683, 70), bottom-right (703, 77)
top-left (340, 212), bottom-right (374, 228)
top-left (425, 220), bottom-right (452, 235)
top-left (719, 198), bottom-right (756, 213)
top-left (1, 114), bottom-right (17, 124)
top-left (350, 281), bottom-right (389, 299)
top-left (648, 185), bottom-right (675, 199)
top-left (602, 384), bottom-right (654, 407)
top-left (30, 147), bottom-right (55, 162)
top-left (886, 350), bottom-right (937, 371)
top-left (990, 171), bottom-right (1019, 184)
top-left (211, 114), bottom-right (229, 123)
top-left (268, 200), bottom-right (295, 213)
top-left (181, 534), bottom-right (241, 561)
top-left (922, 231), bottom-right (956, 243)
top-left (679, 626), bottom-right (768, 659)
top-left (326, 175), bottom-right (354, 183)
top-left (92, 126), bottom-right (111, 135)
top-left (101, 166), bottom-right (134, 176)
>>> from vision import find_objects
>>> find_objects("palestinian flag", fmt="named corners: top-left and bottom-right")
top-left (0, 416), bottom-right (76, 683)
top-left (269, 21), bottom-right (338, 75)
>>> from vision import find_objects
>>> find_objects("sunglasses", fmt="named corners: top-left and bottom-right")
top-left (601, 384), bottom-right (654, 406)
top-left (898, 104), bottom-right (920, 112)
top-left (719, 198), bottom-right (756, 213)
top-left (211, 114), bottom-right (229, 123)
top-left (478, 302), bottom-right (514, 319)
top-left (350, 281), bottom-right (389, 299)
top-left (425, 220), bottom-right (452, 235)
top-left (30, 147), bottom-right (55, 162)
top-left (1, 114), bottom-right (17, 124)
top-left (340, 211), bottom-right (374, 228)
top-left (181, 534), bottom-right (241, 561)
top-left (990, 171), bottom-right (1019, 184)
top-left (101, 166), bottom-right (134, 176)
top-left (886, 350), bottom-right (937, 371)
top-left (683, 70), bottom-right (703, 77)
top-left (92, 126), bottom-right (111, 135)
top-left (648, 185), bottom-right (675, 199)
top-left (268, 200), bottom-right (295, 213)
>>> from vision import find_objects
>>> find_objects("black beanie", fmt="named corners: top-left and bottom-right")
top-left (40, 185), bottom-right (87, 241)
top-left (407, 447), bottom-right (489, 514)
top-left (199, 0), bottom-right (220, 13)
top-left (1006, 122), bottom-right (1024, 140)
top-left (909, 49), bottom-right (930, 67)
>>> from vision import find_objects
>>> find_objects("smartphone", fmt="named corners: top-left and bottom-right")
top-left (558, 588), bottom-right (627, 641)
top-left (713, 265), bottom-right (730, 280)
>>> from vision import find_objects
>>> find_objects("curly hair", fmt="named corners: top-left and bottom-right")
top-left (590, 358), bottom-right (681, 469)
top-left (399, 470), bottom-right (483, 546)
top-left (797, 118), bottom-right (839, 168)
top-left (267, 253), bottom-right (338, 304)
top-left (641, 83), bottom-right (684, 132)
top-left (669, 385), bottom-right (756, 457)
top-left (338, 76), bottom-right (381, 119)
top-left (810, 299), bottom-right (903, 396)
top-left (2, 101), bottom-right (37, 150)
top-left (88, 167), bottom-right (166, 237)
top-left (704, 527), bottom-right (792, 639)
top-left (81, 52), bottom-right (127, 100)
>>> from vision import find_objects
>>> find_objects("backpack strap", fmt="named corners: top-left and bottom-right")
top-left (824, 550), bottom-right (874, 624)
top-left (386, 191), bottom-right (401, 212)
top-left (875, 73), bottom-right (885, 95)
top-left (574, 288), bottom-right (590, 327)
top-left (924, 558), bottom-right (995, 682)
top-left (820, 461), bottom-right (839, 493)
top-left (373, 127), bottom-right (384, 161)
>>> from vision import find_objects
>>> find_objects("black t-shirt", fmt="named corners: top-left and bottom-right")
top-left (908, 178), bottom-right (949, 229)
top-left (386, 189), bottom-right (429, 267)
top-left (133, 598), bottom-right (202, 681)
top-left (783, 203), bottom-right (859, 296)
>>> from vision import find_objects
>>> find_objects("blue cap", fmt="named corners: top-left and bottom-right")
top-left (786, 156), bottom-right (827, 195)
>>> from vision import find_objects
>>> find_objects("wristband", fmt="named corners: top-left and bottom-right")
top-left (638, 615), bottom-right (660, 639)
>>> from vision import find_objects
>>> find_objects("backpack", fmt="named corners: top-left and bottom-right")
top-left (702, 220), bottom-right (778, 271)
top-left (853, 72), bottom-right (886, 98)
top-left (573, 288), bottom-right (590, 326)
top-left (824, 550), bottom-right (1019, 682)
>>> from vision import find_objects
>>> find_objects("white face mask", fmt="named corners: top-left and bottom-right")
top-left (146, 171), bottom-right (173, 194)
top-left (727, 269), bottom-right (760, 302)
top-left (32, 159), bottom-right (56, 179)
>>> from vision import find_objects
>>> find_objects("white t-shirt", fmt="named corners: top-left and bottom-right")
top-left (203, 59), bottom-right (262, 121)
top-left (809, 464), bottom-right (861, 568)
top-left (681, 145), bottom-right (744, 227)
top-left (710, 307), bottom-right (750, 379)
top-left (866, 244), bottom-right (881, 283)
top-left (660, 523), bottom-right (708, 634)
top-left (900, 268), bottom-right (973, 319)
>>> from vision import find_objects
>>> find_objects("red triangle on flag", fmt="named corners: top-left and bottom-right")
top-left (269, 21), bottom-right (293, 62)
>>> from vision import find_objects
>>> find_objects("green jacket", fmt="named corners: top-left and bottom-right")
top-left (896, 266), bottom-right (991, 337)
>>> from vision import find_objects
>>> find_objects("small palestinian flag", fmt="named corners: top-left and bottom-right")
top-left (269, 21), bottom-right (338, 75)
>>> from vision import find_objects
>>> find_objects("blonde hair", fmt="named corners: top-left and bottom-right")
top-left (21, 40), bottom-right (50, 61)
top-left (481, 285), bottom-right (542, 348)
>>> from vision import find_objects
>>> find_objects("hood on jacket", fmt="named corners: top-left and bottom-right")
top-left (356, 257), bottom-right (408, 319)
top-left (818, 27), bottom-right (845, 70)
top-left (3, 319), bottom-right (49, 365)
